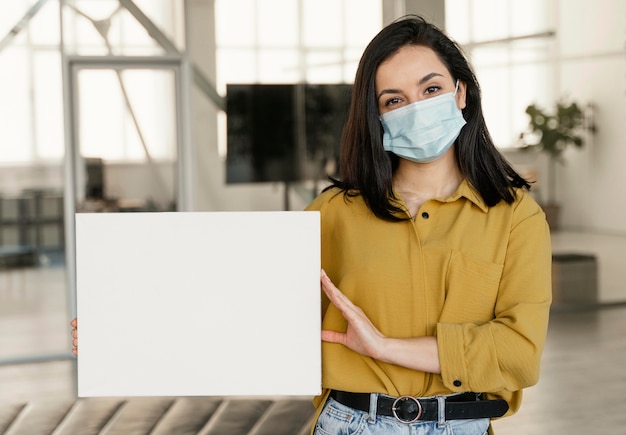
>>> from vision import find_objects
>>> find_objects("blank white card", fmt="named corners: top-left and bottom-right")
top-left (75, 211), bottom-right (320, 397)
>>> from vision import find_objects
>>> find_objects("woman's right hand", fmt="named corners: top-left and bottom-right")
top-left (71, 318), bottom-right (78, 356)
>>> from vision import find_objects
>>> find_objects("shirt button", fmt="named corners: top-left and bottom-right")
top-left (421, 212), bottom-right (429, 219)
top-left (453, 380), bottom-right (462, 387)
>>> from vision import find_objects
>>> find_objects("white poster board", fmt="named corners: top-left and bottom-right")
top-left (75, 211), bottom-right (321, 397)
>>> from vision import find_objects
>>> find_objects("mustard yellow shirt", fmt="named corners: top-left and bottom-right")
top-left (305, 180), bottom-right (552, 419)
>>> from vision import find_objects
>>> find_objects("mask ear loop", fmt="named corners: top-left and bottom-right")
top-left (453, 79), bottom-right (460, 96)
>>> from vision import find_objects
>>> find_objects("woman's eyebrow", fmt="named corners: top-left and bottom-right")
top-left (418, 72), bottom-right (444, 85)
top-left (377, 88), bottom-right (401, 100)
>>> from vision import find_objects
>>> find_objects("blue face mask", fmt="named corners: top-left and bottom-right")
top-left (379, 81), bottom-right (466, 163)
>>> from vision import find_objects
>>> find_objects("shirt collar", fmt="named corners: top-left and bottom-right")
top-left (443, 179), bottom-right (489, 213)
top-left (390, 179), bottom-right (488, 218)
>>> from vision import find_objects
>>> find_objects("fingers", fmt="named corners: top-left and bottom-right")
top-left (321, 329), bottom-right (346, 345)
top-left (71, 318), bottom-right (77, 342)
top-left (320, 269), bottom-right (354, 312)
top-left (320, 271), bottom-right (345, 303)
top-left (319, 270), bottom-right (348, 346)
top-left (70, 318), bottom-right (78, 357)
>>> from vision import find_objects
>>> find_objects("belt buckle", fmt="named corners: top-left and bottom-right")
top-left (391, 396), bottom-right (422, 424)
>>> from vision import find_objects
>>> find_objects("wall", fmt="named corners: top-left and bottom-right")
top-left (506, 0), bottom-right (626, 235)
top-left (556, 0), bottom-right (626, 234)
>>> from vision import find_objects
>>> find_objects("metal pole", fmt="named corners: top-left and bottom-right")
top-left (60, 0), bottom-right (79, 394)
top-left (119, 0), bottom-right (225, 111)
top-left (0, 353), bottom-right (74, 367)
top-left (0, 0), bottom-right (50, 52)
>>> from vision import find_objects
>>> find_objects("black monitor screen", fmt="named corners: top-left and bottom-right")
top-left (226, 83), bottom-right (351, 184)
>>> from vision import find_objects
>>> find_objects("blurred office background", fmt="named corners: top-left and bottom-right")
top-left (0, 1), bottom-right (625, 434)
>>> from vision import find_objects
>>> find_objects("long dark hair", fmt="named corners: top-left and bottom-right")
top-left (328, 15), bottom-right (530, 221)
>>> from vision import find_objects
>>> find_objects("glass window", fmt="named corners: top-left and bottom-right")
top-left (258, 49), bottom-right (301, 83)
top-left (0, 0), bottom-right (185, 166)
top-left (62, 0), bottom-right (184, 56)
top-left (446, 0), bottom-right (556, 148)
top-left (29, 1), bottom-right (61, 45)
top-left (510, 0), bottom-right (554, 36)
top-left (0, 1), bottom-right (69, 382)
top-left (76, 69), bottom-right (177, 162)
top-left (214, 0), bottom-right (382, 157)
top-left (216, 49), bottom-right (258, 90)
top-left (344, 0), bottom-right (382, 46)
top-left (215, 0), bottom-right (256, 47)
top-left (305, 50), bottom-right (345, 83)
top-left (33, 51), bottom-right (64, 160)
top-left (215, 0), bottom-right (381, 85)
top-left (257, 0), bottom-right (298, 47)
top-left (445, 0), bottom-right (471, 43)
top-left (0, 0), bottom-right (184, 399)
top-left (302, 0), bottom-right (344, 47)
top-left (0, 47), bottom-right (35, 163)
top-left (469, 0), bottom-right (510, 42)
top-left (0, 3), bottom-right (30, 36)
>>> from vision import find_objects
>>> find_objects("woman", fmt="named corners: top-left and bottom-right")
top-left (72, 14), bottom-right (550, 435)
top-left (307, 15), bottom-right (551, 435)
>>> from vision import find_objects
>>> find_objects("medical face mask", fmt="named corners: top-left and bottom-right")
top-left (379, 81), bottom-right (466, 163)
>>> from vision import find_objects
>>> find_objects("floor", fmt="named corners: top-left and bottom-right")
top-left (1, 231), bottom-right (625, 434)
top-left (491, 305), bottom-right (626, 434)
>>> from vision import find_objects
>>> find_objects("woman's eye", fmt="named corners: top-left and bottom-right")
top-left (384, 96), bottom-right (402, 107)
top-left (425, 86), bottom-right (441, 95)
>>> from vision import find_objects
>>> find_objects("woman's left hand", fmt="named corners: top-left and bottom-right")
top-left (320, 269), bottom-right (441, 373)
top-left (320, 269), bottom-right (385, 359)
top-left (71, 318), bottom-right (78, 357)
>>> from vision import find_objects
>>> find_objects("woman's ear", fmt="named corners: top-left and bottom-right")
top-left (456, 81), bottom-right (467, 110)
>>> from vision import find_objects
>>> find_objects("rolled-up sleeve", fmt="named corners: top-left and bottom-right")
top-left (437, 201), bottom-right (552, 395)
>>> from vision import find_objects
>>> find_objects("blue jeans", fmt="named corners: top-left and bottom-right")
top-left (314, 397), bottom-right (490, 435)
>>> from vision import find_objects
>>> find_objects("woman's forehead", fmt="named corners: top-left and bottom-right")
top-left (376, 45), bottom-right (451, 83)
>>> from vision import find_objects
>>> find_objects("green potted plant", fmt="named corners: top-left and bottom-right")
top-left (518, 99), bottom-right (595, 230)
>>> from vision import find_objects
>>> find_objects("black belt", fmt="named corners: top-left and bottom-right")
top-left (329, 390), bottom-right (509, 423)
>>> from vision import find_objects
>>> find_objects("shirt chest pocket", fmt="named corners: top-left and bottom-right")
top-left (440, 251), bottom-right (504, 323)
